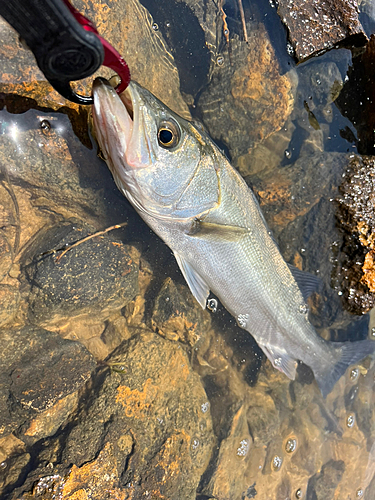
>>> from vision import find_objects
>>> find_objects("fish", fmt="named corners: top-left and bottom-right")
top-left (92, 77), bottom-right (374, 397)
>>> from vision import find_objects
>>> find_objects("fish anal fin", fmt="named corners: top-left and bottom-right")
top-left (174, 252), bottom-right (209, 309)
top-left (262, 344), bottom-right (297, 380)
top-left (188, 219), bottom-right (249, 242)
top-left (287, 264), bottom-right (322, 301)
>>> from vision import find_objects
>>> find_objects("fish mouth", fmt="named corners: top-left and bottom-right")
top-left (92, 77), bottom-right (137, 160)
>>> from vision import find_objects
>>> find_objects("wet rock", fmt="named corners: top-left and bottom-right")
top-left (0, 0), bottom-right (190, 119)
top-left (335, 155), bottom-right (375, 314)
top-left (306, 459), bottom-right (345, 499)
top-left (11, 331), bottom-right (214, 500)
top-left (335, 35), bottom-right (375, 156)
top-left (196, 24), bottom-right (295, 159)
top-left (151, 277), bottom-right (211, 345)
top-left (277, 0), bottom-right (368, 63)
top-left (26, 222), bottom-right (139, 326)
top-left (0, 285), bottom-right (20, 327)
top-left (0, 326), bottom-right (95, 438)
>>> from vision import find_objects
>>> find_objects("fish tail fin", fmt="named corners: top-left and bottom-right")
top-left (313, 339), bottom-right (375, 398)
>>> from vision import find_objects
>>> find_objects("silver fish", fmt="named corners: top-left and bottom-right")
top-left (92, 77), bottom-right (374, 397)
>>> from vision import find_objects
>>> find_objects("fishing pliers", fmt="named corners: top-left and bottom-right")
top-left (0, 0), bottom-right (130, 105)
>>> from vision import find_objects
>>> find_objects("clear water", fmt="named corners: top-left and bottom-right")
top-left (0, 0), bottom-right (375, 499)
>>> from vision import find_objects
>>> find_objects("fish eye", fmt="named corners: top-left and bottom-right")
top-left (157, 119), bottom-right (180, 149)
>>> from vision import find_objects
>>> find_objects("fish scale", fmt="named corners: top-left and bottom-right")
top-left (92, 77), bottom-right (375, 397)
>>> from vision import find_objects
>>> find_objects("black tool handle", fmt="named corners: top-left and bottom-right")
top-left (0, 0), bottom-right (104, 100)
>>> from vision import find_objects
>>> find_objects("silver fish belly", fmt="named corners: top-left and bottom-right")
top-left (92, 77), bottom-right (374, 397)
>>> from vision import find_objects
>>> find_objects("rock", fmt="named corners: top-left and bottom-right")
top-left (335, 155), bottom-right (375, 314)
top-left (0, 285), bottom-right (19, 327)
top-left (151, 277), bottom-right (211, 345)
top-left (0, 326), bottom-right (95, 439)
top-left (335, 35), bottom-right (375, 156)
top-left (10, 331), bottom-right (214, 500)
top-left (277, 0), bottom-right (368, 62)
top-left (26, 222), bottom-right (139, 326)
top-left (0, 0), bottom-right (190, 120)
top-left (196, 24), bottom-right (295, 160)
top-left (306, 459), bottom-right (345, 499)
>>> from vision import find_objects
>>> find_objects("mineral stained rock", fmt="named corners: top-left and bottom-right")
top-left (0, 0), bottom-right (190, 119)
top-left (277, 0), bottom-right (368, 62)
top-left (336, 155), bottom-right (375, 314)
top-left (9, 331), bottom-right (214, 500)
top-left (151, 277), bottom-right (211, 345)
top-left (196, 23), bottom-right (295, 160)
top-left (0, 326), bottom-right (95, 438)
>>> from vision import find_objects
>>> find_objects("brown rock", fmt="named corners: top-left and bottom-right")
top-left (335, 155), bottom-right (375, 314)
top-left (151, 277), bottom-right (211, 345)
top-left (277, 0), bottom-right (368, 62)
top-left (0, 0), bottom-right (190, 119)
top-left (196, 24), bottom-right (295, 159)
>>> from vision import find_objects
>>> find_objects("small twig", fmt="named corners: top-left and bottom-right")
top-left (55, 221), bottom-right (128, 262)
top-left (237, 0), bottom-right (248, 43)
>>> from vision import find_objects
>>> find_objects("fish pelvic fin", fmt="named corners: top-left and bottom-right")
top-left (313, 339), bottom-right (375, 398)
top-left (262, 344), bottom-right (298, 380)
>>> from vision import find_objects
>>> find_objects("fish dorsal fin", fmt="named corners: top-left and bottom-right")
top-left (287, 264), bottom-right (321, 301)
top-left (174, 252), bottom-right (210, 309)
top-left (188, 220), bottom-right (249, 242)
top-left (262, 344), bottom-right (298, 380)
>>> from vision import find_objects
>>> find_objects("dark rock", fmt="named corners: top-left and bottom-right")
top-left (277, 0), bottom-right (367, 62)
top-left (335, 155), bottom-right (375, 314)
top-left (26, 222), bottom-right (139, 325)
top-left (335, 35), bottom-right (375, 156)
top-left (0, 326), bottom-right (95, 437)
top-left (151, 277), bottom-right (211, 345)
top-left (306, 459), bottom-right (345, 499)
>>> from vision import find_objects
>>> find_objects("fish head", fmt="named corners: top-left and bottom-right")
top-left (92, 78), bottom-right (220, 221)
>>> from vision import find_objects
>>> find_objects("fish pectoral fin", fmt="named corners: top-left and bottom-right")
top-left (188, 220), bottom-right (249, 242)
top-left (262, 344), bottom-right (297, 380)
top-left (174, 252), bottom-right (210, 309)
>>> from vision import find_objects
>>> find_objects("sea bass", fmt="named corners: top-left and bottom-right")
top-left (92, 77), bottom-right (374, 397)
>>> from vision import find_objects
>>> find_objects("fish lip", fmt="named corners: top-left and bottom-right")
top-left (92, 77), bottom-right (135, 121)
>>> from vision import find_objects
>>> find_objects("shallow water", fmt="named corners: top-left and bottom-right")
top-left (0, 0), bottom-right (375, 499)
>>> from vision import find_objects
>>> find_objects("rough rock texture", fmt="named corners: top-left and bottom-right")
top-left (0, 326), bottom-right (95, 438)
top-left (335, 155), bottom-right (375, 314)
top-left (26, 222), bottom-right (139, 326)
top-left (151, 277), bottom-right (211, 345)
top-left (8, 332), bottom-right (214, 500)
top-left (277, 0), bottom-right (368, 62)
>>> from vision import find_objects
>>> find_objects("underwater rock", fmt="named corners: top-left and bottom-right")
top-left (335, 155), bottom-right (375, 314)
top-left (0, 326), bottom-right (95, 439)
top-left (306, 459), bottom-right (345, 499)
top-left (196, 24), bottom-right (295, 160)
top-left (26, 222), bottom-right (139, 327)
top-left (0, 285), bottom-right (19, 327)
top-left (277, 0), bottom-right (368, 62)
top-left (151, 277), bottom-right (211, 345)
top-left (9, 331), bottom-right (214, 500)
top-left (335, 35), bottom-right (375, 156)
